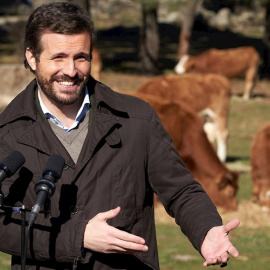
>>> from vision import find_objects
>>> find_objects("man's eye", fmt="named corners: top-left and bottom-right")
top-left (77, 55), bottom-right (89, 61)
top-left (53, 56), bottom-right (63, 60)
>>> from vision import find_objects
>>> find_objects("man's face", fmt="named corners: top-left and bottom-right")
top-left (26, 31), bottom-right (91, 106)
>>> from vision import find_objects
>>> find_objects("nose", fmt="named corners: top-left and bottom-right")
top-left (62, 59), bottom-right (77, 77)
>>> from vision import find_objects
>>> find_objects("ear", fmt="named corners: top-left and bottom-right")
top-left (25, 48), bottom-right (37, 71)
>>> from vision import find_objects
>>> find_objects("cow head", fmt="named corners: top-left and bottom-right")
top-left (206, 171), bottom-right (239, 211)
top-left (252, 178), bottom-right (270, 209)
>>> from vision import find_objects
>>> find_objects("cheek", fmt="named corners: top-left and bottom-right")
top-left (37, 62), bottom-right (60, 78)
top-left (78, 63), bottom-right (91, 76)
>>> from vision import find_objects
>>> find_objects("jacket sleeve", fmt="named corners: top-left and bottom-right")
top-left (146, 107), bottom-right (223, 252)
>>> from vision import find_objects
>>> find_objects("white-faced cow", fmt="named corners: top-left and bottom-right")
top-left (251, 123), bottom-right (270, 209)
top-left (137, 73), bottom-right (231, 162)
top-left (123, 92), bottom-right (238, 211)
top-left (174, 46), bottom-right (260, 100)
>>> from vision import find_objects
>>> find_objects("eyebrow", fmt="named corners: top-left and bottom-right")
top-left (49, 52), bottom-right (90, 59)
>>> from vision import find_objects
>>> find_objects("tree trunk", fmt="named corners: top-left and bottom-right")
top-left (177, 0), bottom-right (201, 59)
top-left (262, 0), bottom-right (270, 78)
top-left (139, 1), bottom-right (159, 75)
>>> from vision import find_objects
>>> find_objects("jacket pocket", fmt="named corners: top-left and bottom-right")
top-left (113, 164), bottom-right (137, 224)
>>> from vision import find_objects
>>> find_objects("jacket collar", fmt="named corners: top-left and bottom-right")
top-left (0, 79), bottom-right (38, 126)
top-left (87, 77), bottom-right (127, 114)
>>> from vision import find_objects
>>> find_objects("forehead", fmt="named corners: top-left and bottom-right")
top-left (40, 32), bottom-right (91, 54)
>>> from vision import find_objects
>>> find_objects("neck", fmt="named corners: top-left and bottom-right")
top-left (39, 91), bottom-right (84, 128)
top-left (50, 101), bottom-right (83, 128)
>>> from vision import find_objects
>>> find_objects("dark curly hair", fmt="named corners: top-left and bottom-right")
top-left (24, 2), bottom-right (96, 71)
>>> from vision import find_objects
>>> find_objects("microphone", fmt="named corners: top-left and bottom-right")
top-left (28, 154), bottom-right (65, 227)
top-left (0, 150), bottom-right (25, 211)
top-left (0, 150), bottom-right (25, 184)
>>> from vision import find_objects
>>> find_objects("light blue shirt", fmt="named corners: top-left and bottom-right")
top-left (38, 87), bottom-right (90, 132)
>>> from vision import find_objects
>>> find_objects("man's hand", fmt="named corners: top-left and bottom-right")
top-left (83, 206), bottom-right (148, 254)
top-left (201, 219), bottom-right (240, 267)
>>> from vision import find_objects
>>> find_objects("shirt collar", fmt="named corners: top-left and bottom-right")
top-left (38, 86), bottom-right (90, 132)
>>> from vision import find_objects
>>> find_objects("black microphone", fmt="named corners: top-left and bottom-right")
top-left (0, 150), bottom-right (25, 184)
top-left (28, 154), bottom-right (65, 227)
top-left (0, 150), bottom-right (25, 211)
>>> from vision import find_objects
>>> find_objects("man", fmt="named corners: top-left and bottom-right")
top-left (0, 2), bottom-right (240, 270)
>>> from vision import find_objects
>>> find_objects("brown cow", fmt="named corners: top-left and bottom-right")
top-left (137, 73), bottom-right (231, 162)
top-left (91, 47), bottom-right (102, 81)
top-left (174, 46), bottom-right (260, 100)
top-left (251, 123), bottom-right (270, 209)
top-left (123, 92), bottom-right (238, 211)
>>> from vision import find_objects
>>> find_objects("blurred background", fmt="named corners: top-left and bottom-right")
top-left (1, 0), bottom-right (270, 269)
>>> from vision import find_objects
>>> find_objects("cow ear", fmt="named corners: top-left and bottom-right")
top-left (218, 176), bottom-right (227, 190)
top-left (218, 172), bottom-right (232, 190)
top-left (218, 171), bottom-right (239, 190)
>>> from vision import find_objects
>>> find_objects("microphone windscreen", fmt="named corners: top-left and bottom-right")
top-left (43, 154), bottom-right (65, 179)
top-left (1, 150), bottom-right (25, 176)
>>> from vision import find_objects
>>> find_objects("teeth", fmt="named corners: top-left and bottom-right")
top-left (58, 81), bottom-right (75, 86)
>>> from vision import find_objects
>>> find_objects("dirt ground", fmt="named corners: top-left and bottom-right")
top-left (1, 64), bottom-right (270, 228)
top-left (155, 200), bottom-right (270, 229)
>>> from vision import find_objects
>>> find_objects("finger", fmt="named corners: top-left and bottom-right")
top-left (111, 237), bottom-right (148, 253)
top-left (220, 252), bottom-right (229, 263)
top-left (97, 206), bottom-right (121, 221)
top-left (203, 257), bottom-right (219, 267)
top-left (228, 246), bottom-right (239, 258)
top-left (223, 219), bottom-right (240, 233)
top-left (111, 226), bottom-right (146, 245)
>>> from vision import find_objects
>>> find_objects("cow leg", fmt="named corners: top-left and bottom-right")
top-left (243, 66), bottom-right (257, 100)
top-left (243, 81), bottom-right (254, 100)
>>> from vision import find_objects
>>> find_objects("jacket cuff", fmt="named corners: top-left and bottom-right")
top-left (72, 219), bottom-right (91, 262)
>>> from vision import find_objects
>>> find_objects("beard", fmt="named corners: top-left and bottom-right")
top-left (36, 71), bottom-right (89, 105)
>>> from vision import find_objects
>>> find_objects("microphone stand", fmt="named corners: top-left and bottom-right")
top-left (21, 205), bottom-right (26, 270)
top-left (0, 201), bottom-right (31, 270)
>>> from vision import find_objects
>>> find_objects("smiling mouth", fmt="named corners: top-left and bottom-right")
top-left (58, 81), bottom-right (77, 86)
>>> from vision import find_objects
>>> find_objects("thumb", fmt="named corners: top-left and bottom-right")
top-left (223, 218), bottom-right (240, 234)
top-left (99, 206), bottom-right (121, 221)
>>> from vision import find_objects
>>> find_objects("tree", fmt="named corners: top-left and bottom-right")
top-left (262, 0), bottom-right (270, 78)
top-left (177, 0), bottom-right (201, 59)
top-left (139, 1), bottom-right (159, 74)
